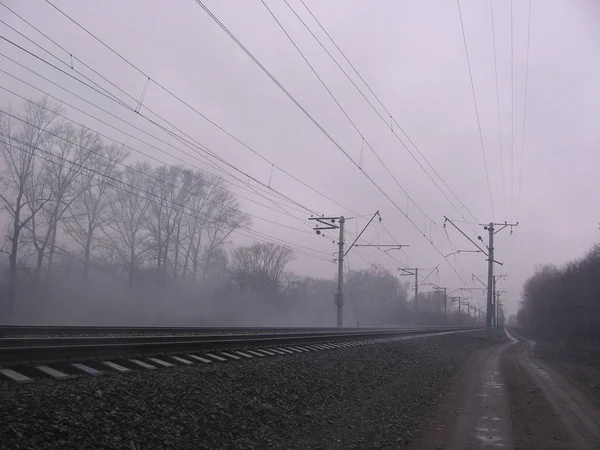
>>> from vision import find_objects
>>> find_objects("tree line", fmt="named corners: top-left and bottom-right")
top-left (0, 97), bottom-right (479, 327)
top-left (518, 243), bottom-right (600, 344)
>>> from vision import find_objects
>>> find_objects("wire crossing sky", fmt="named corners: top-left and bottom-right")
top-left (1, 0), bottom-right (599, 315)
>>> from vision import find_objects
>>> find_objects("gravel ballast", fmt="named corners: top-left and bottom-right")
top-left (0, 332), bottom-right (484, 449)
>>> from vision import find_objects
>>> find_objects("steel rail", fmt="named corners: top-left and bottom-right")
top-left (0, 326), bottom-right (476, 367)
top-left (0, 324), bottom-right (417, 337)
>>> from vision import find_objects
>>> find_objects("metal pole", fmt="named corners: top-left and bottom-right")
top-left (414, 269), bottom-right (419, 315)
top-left (444, 287), bottom-right (447, 321)
top-left (336, 216), bottom-right (345, 328)
top-left (492, 276), bottom-right (497, 329)
top-left (486, 223), bottom-right (494, 337)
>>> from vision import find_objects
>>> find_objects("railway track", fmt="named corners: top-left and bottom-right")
top-left (0, 325), bottom-right (472, 365)
top-left (0, 325), bottom-right (479, 383)
top-left (0, 324), bottom-right (425, 337)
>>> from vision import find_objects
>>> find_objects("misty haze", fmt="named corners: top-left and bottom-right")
top-left (1, 1), bottom-right (600, 449)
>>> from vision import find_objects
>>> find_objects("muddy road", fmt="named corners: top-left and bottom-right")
top-left (411, 330), bottom-right (600, 449)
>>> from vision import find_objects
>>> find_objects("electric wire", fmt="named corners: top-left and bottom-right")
top-left (456, 0), bottom-right (495, 219)
top-left (0, 78), bottom-right (312, 222)
top-left (38, 0), bottom-right (357, 217)
top-left (510, 0), bottom-right (515, 221)
top-left (264, 0), bottom-right (443, 230)
top-left (0, 41), bottom-right (400, 270)
top-left (0, 31), bottom-right (335, 223)
top-left (516, 0), bottom-right (532, 221)
top-left (1, 134), bottom-right (333, 262)
top-left (192, 0), bottom-right (469, 285)
top-left (10, 1), bottom-right (470, 286)
top-left (0, 40), bottom-right (318, 218)
top-left (0, 56), bottom-right (400, 272)
top-left (0, 110), bottom-right (323, 240)
top-left (287, 0), bottom-right (480, 229)
top-left (489, 0), bottom-right (505, 217)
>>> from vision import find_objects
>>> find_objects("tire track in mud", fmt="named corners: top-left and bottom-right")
top-left (507, 329), bottom-right (600, 449)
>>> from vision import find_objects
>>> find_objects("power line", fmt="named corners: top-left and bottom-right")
top-left (262, 0), bottom-right (451, 235)
top-left (1, 5), bottom-right (433, 278)
top-left (291, 0), bottom-right (481, 228)
top-left (0, 108), bottom-right (322, 238)
top-left (0, 13), bottom-right (131, 110)
top-left (0, 78), bottom-right (311, 221)
top-left (23, 0), bottom-right (468, 285)
top-left (1, 132), bottom-right (333, 263)
top-left (0, 39), bottom-right (320, 218)
top-left (0, 31), bottom-right (347, 229)
top-left (510, 0), bottom-right (515, 221)
top-left (192, 0), bottom-right (469, 285)
top-left (0, 57), bottom-right (397, 272)
top-left (0, 44), bottom-right (401, 271)
top-left (516, 0), bottom-right (532, 222)
top-left (456, 0), bottom-right (495, 219)
top-left (271, 0), bottom-right (462, 231)
top-left (0, 66), bottom-right (315, 226)
top-left (36, 0), bottom-right (357, 217)
top-left (489, 0), bottom-right (505, 217)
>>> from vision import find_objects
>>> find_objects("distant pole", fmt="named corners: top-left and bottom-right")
top-left (444, 287), bottom-right (447, 321)
top-left (492, 276), bottom-right (497, 329)
top-left (310, 214), bottom-right (354, 328)
top-left (336, 216), bottom-right (345, 328)
top-left (399, 267), bottom-right (432, 323)
top-left (444, 217), bottom-right (517, 337)
top-left (414, 268), bottom-right (419, 314)
top-left (485, 223), bottom-right (494, 337)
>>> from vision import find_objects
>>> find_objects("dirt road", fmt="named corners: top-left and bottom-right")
top-left (411, 330), bottom-right (600, 449)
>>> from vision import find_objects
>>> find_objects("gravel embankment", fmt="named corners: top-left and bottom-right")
top-left (0, 332), bottom-right (483, 449)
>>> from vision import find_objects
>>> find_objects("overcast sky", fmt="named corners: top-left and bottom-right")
top-left (1, 0), bottom-right (599, 315)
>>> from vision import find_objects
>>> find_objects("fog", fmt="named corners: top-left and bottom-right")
top-left (1, 1), bottom-right (599, 326)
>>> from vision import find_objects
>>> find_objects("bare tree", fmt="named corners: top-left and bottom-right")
top-left (202, 187), bottom-right (251, 281)
top-left (63, 143), bottom-right (128, 279)
top-left (182, 174), bottom-right (217, 282)
top-left (146, 166), bottom-right (194, 284)
top-left (103, 163), bottom-right (153, 288)
top-left (230, 242), bottom-right (295, 298)
top-left (0, 98), bottom-right (61, 312)
top-left (26, 123), bottom-right (99, 281)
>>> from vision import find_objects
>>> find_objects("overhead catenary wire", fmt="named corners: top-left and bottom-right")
top-left (0, 53), bottom-right (401, 273)
top-left (0, 13), bottom-right (131, 111)
top-left (0, 18), bottom-right (381, 250)
top-left (456, 0), bottom-right (495, 220)
top-left (0, 38), bottom-right (320, 219)
top-left (0, 133), bottom-right (333, 263)
top-left (0, 109), bottom-right (322, 239)
top-left (10, 1), bottom-right (470, 286)
top-left (287, 0), bottom-right (481, 229)
top-left (0, 32), bottom-right (348, 230)
top-left (489, 0), bottom-right (505, 217)
top-left (510, 0), bottom-right (515, 221)
top-left (264, 0), bottom-right (443, 230)
top-left (516, 0), bottom-right (532, 222)
top-left (36, 0), bottom-right (358, 218)
top-left (0, 67), bottom-right (304, 217)
top-left (0, 78), bottom-right (313, 221)
top-left (0, 33), bottom-right (400, 271)
top-left (192, 0), bottom-right (470, 286)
